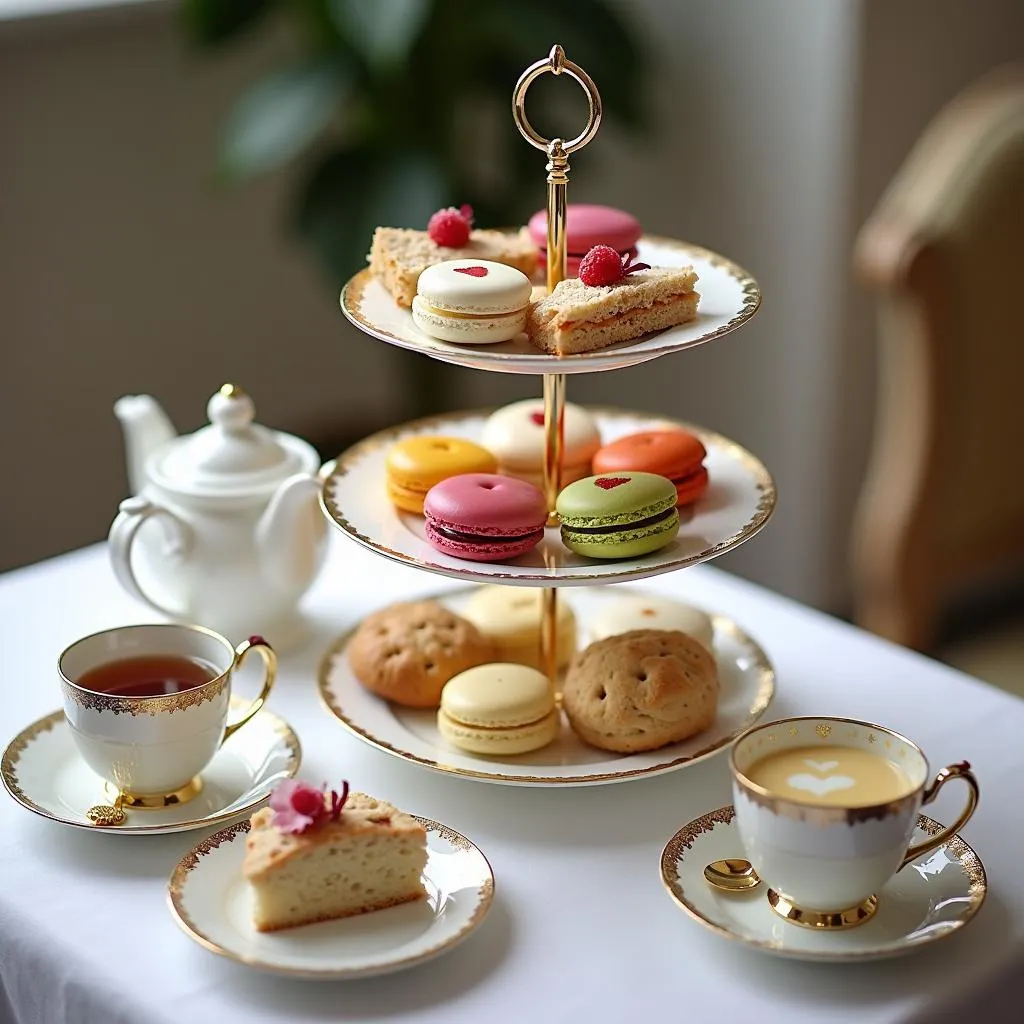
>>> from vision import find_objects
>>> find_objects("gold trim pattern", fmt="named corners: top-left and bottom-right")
top-left (167, 817), bottom-right (496, 978)
top-left (660, 805), bottom-right (987, 961)
top-left (319, 407), bottom-right (776, 586)
top-left (730, 716), bottom-right (927, 824)
top-left (0, 701), bottom-right (302, 835)
top-left (60, 674), bottom-right (230, 717)
top-left (316, 590), bottom-right (775, 785)
top-left (340, 234), bottom-right (761, 369)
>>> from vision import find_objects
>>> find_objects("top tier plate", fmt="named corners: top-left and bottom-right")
top-left (340, 236), bottom-right (759, 375)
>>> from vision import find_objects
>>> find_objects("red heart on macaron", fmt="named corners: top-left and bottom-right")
top-left (595, 477), bottom-right (631, 489)
top-left (529, 412), bottom-right (545, 426)
top-left (454, 266), bottom-right (488, 277)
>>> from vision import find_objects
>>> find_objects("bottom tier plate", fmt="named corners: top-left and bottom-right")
top-left (318, 586), bottom-right (775, 787)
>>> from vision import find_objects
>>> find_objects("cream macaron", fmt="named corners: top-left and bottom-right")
top-left (412, 259), bottom-right (532, 344)
top-left (481, 398), bottom-right (601, 488)
top-left (588, 594), bottom-right (715, 653)
top-left (437, 663), bottom-right (559, 755)
top-left (459, 586), bottom-right (576, 673)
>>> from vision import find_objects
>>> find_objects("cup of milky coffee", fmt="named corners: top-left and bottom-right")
top-left (59, 624), bottom-right (276, 807)
top-left (730, 716), bottom-right (979, 922)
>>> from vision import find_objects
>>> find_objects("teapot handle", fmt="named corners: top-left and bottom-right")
top-left (108, 497), bottom-right (190, 620)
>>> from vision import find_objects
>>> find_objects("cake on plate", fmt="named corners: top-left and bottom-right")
top-left (244, 781), bottom-right (428, 932)
top-left (526, 258), bottom-right (699, 356)
top-left (369, 227), bottom-right (538, 308)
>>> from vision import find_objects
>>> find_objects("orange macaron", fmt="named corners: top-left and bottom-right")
top-left (592, 430), bottom-right (709, 506)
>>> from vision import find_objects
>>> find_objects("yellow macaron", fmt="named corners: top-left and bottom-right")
top-left (459, 586), bottom-right (577, 672)
top-left (385, 436), bottom-right (497, 514)
top-left (437, 663), bottom-right (559, 755)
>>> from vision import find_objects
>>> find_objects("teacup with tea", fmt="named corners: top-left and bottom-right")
top-left (59, 623), bottom-right (276, 808)
top-left (731, 716), bottom-right (979, 927)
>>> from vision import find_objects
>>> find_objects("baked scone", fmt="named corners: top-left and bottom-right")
top-left (525, 267), bottom-right (699, 355)
top-left (369, 227), bottom-right (538, 308)
top-left (348, 600), bottom-right (496, 707)
top-left (562, 629), bottom-right (718, 753)
top-left (244, 789), bottom-right (427, 932)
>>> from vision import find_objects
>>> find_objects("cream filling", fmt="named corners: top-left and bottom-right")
top-left (421, 302), bottom-right (526, 320)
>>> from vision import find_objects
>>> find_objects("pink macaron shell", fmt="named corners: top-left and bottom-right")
top-left (528, 204), bottom-right (642, 256)
top-left (424, 521), bottom-right (544, 563)
top-left (424, 473), bottom-right (547, 535)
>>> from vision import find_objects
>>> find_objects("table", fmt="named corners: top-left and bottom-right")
top-left (1, 538), bottom-right (1022, 1024)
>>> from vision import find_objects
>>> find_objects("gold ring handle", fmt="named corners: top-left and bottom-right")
top-left (900, 761), bottom-right (979, 869)
top-left (512, 44), bottom-right (603, 155)
top-left (221, 635), bottom-right (277, 744)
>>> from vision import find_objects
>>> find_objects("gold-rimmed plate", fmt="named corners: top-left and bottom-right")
top-left (318, 587), bottom-right (775, 787)
top-left (320, 408), bottom-right (775, 588)
top-left (660, 805), bottom-right (987, 961)
top-left (1, 701), bottom-right (301, 835)
top-left (167, 816), bottom-right (494, 979)
top-left (341, 236), bottom-right (760, 375)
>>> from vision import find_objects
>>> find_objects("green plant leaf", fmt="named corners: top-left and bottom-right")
top-left (328, 0), bottom-right (432, 69)
top-left (181, 0), bottom-right (277, 47)
top-left (218, 60), bottom-right (352, 180)
top-left (294, 148), bottom-right (448, 283)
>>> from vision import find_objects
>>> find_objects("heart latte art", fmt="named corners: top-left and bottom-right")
top-left (745, 745), bottom-right (916, 807)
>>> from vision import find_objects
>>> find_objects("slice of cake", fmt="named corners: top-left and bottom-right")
top-left (526, 266), bottom-right (700, 356)
top-left (369, 227), bottom-right (538, 308)
top-left (244, 782), bottom-right (428, 932)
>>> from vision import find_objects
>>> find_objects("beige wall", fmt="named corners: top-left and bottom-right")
top-left (1, 0), bottom-right (1022, 613)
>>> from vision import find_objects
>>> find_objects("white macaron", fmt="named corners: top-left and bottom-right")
top-left (412, 259), bottom-right (532, 344)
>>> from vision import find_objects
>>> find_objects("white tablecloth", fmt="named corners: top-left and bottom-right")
top-left (1, 538), bottom-right (1022, 1024)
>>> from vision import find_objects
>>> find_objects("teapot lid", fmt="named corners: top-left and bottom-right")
top-left (152, 384), bottom-right (315, 496)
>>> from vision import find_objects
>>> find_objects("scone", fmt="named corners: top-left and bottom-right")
top-left (369, 227), bottom-right (538, 308)
top-left (526, 267), bottom-right (699, 355)
top-left (245, 786), bottom-right (427, 932)
top-left (348, 601), bottom-right (495, 708)
top-left (562, 629), bottom-right (718, 753)
top-left (459, 585), bottom-right (576, 672)
top-left (589, 594), bottom-right (714, 653)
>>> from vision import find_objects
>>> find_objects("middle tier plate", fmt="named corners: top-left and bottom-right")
top-left (320, 408), bottom-right (775, 587)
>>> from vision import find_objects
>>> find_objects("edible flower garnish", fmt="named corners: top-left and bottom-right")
top-left (269, 779), bottom-right (350, 834)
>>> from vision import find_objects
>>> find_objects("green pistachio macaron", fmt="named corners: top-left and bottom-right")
top-left (556, 472), bottom-right (680, 559)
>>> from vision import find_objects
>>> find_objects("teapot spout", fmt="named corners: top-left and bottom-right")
top-left (114, 395), bottom-right (176, 495)
top-left (256, 473), bottom-right (328, 595)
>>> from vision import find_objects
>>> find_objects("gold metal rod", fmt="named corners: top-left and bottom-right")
top-left (541, 586), bottom-right (559, 692)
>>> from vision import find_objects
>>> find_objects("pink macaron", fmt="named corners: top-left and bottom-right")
top-left (424, 474), bottom-right (547, 563)
top-left (528, 204), bottom-right (642, 277)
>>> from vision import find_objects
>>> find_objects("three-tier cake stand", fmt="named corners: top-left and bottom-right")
top-left (317, 46), bottom-right (777, 786)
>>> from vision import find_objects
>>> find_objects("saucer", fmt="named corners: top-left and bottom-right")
top-left (660, 805), bottom-right (987, 962)
top-left (1, 700), bottom-right (301, 835)
top-left (167, 816), bottom-right (495, 978)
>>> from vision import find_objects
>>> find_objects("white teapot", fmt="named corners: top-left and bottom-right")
top-left (109, 384), bottom-right (328, 646)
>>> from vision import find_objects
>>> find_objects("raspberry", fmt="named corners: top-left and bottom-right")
top-left (428, 204), bottom-right (473, 247)
top-left (578, 245), bottom-right (627, 286)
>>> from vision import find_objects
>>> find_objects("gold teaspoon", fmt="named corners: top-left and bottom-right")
top-left (87, 790), bottom-right (126, 827)
top-left (704, 858), bottom-right (761, 892)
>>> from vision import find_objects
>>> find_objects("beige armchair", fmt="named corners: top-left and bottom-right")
top-left (852, 66), bottom-right (1024, 651)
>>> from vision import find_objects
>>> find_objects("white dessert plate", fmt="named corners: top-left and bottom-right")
top-left (1, 700), bottom-right (301, 835)
top-left (318, 587), bottom-right (775, 787)
top-left (660, 805), bottom-right (987, 962)
top-left (320, 408), bottom-right (775, 588)
top-left (167, 816), bottom-right (494, 979)
top-left (340, 235), bottom-right (759, 375)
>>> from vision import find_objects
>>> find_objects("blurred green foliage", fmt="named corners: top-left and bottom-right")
top-left (183, 0), bottom-right (650, 286)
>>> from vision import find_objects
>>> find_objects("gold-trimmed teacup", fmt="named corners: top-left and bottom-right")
top-left (59, 624), bottom-right (276, 807)
top-left (730, 716), bottom-right (978, 928)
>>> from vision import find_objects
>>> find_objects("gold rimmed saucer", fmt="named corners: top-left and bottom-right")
top-left (167, 815), bottom-right (494, 978)
top-left (1, 700), bottom-right (301, 835)
top-left (660, 805), bottom-right (987, 962)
